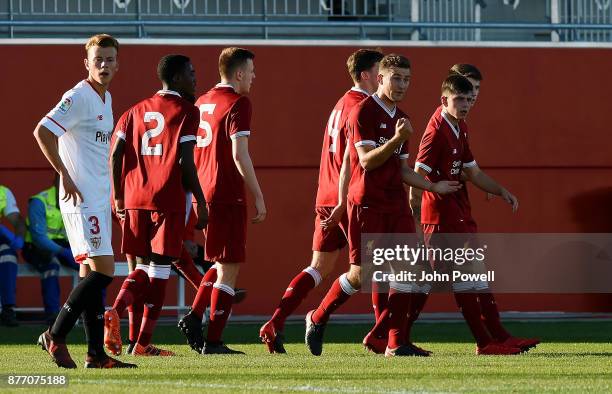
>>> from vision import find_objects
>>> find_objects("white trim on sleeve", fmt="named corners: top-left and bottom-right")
top-left (415, 162), bottom-right (432, 173)
top-left (230, 131), bottom-right (251, 140)
top-left (462, 160), bottom-right (477, 168)
top-left (39, 117), bottom-right (66, 137)
top-left (354, 140), bottom-right (376, 148)
top-left (399, 153), bottom-right (410, 160)
top-left (115, 131), bottom-right (126, 141)
top-left (179, 135), bottom-right (197, 143)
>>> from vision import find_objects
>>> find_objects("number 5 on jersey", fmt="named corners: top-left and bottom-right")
top-left (197, 103), bottom-right (216, 148)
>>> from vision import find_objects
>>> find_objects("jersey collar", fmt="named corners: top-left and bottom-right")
top-left (350, 87), bottom-right (370, 96)
top-left (156, 89), bottom-right (181, 97)
top-left (441, 110), bottom-right (460, 139)
top-left (215, 83), bottom-right (236, 92)
top-left (372, 94), bottom-right (397, 118)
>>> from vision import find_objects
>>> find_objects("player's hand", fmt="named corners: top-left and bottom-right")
top-left (320, 203), bottom-right (346, 230)
top-left (394, 118), bottom-right (413, 140)
top-left (183, 239), bottom-right (198, 258)
top-left (114, 198), bottom-right (125, 221)
top-left (61, 173), bottom-right (83, 206)
top-left (430, 180), bottom-right (462, 195)
top-left (500, 189), bottom-right (519, 213)
top-left (195, 203), bottom-right (208, 230)
top-left (252, 197), bottom-right (267, 224)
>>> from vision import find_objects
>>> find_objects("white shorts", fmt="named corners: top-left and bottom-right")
top-left (62, 208), bottom-right (113, 262)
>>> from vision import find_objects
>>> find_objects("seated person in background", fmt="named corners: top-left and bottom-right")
top-left (23, 174), bottom-right (79, 325)
top-left (0, 184), bottom-right (26, 327)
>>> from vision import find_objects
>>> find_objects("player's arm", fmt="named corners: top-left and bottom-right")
top-left (356, 118), bottom-right (412, 171)
top-left (232, 137), bottom-right (266, 223)
top-left (33, 125), bottom-right (82, 206)
top-left (110, 137), bottom-right (126, 219)
top-left (409, 166), bottom-right (429, 226)
top-left (462, 165), bottom-right (518, 212)
top-left (321, 145), bottom-right (351, 229)
top-left (179, 141), bottom-right (208, 228)
top-left (401, 160), bottom-right (461, 195)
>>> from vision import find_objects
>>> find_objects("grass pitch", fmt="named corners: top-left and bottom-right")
top-left (1, 320), bottom-right (611, 393)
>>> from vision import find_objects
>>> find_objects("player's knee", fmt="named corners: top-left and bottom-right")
top-left (345, 267), bottom-right (361, 289)
top-left (310, 250), bottom-right (339, 278)
top-left (217, 262), bottom-right (240, 287)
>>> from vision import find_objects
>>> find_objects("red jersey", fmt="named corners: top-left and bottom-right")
top-left (315, 88), bottom-right (369, 207)
top-left (415, 106), bottom-right (476, 224)
top-left (194, 84), bottom-right (252, 205)
top-left (115, 90), bottom-right (198, 212)
top-left (347, 95), bottom-right (411, 213)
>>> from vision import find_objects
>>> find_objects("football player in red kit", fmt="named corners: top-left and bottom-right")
top-left (105, 54), bottom-right (206, 357)
top-left (179, 47), bottom-right (265, 355)
top-left (259, 49), bottom-right (384, 354)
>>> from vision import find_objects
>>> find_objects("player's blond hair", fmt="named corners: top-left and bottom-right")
top-left (219, 47), bottom-right (254, 79)
top-left (85, 34), bottom-right (119, 53)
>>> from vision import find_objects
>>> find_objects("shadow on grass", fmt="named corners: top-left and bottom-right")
top-left (1, 321), bottom-right (611, 346)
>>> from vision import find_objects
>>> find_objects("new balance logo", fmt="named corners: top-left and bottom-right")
top-left (127, 279), bottom-right (136, 283)
top-left (453, 148), bottom-right (458, 154)
top-left (146, 303), bottom-right (154, 308)
top-left (380, 123), bottom-right (387, 129)
top-left (286, 287), bottom-right (294, 292)
top-left (214, 310), bottom-right (225, 316)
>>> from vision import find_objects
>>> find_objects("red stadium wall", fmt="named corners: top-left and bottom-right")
top-left (2, 43), bottom-right (611, 315)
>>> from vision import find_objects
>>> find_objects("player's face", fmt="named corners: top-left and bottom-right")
top-left (467, 77), bottom-right (481, 107)
top-left (237, 58), bottom-right (255, 94)
top-left (360, 62), bottom-right (380, 94)
top-left (85, 46), bottom-right (118, 87)
top-left (176, 62), bottom-right (197, 101)
top-left (379, 67), bottom-right (411, 103)
top-left (444, 93), bottom-right (472, 120)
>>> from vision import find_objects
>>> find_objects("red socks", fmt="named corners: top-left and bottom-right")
top-left (386, 290), bottom-right (411, 349)
top-left (191, 266), bottom-right (218, 320)
top-left (478, 292), bottom-right (511, 341)
top-left (405, 292), bottom-right (429, 343)
top-left (206, 284), bottom-right (234, 343)
top-left (270, 267), bottom-right (321, 331)
top-left (454, 292), bottom-right (492, 348)
top-left (137, 265), bottom-right (170, 347)
top-left (113, 266), bottom-right (149, 316)
top-left (173, 248), bottom-right (204, 290)
top-left (311, 273), bottom-right (358, 324)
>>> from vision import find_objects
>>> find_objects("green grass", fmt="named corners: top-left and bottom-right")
top-left (1, 321), bottom-right (611, 393)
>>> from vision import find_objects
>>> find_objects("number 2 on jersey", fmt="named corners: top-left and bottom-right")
top-left (197, 103), bottom-right (216, 148)
top-left (327, 109), bottom-right (342, 153)
top-left (141, 112), bottom-right (165, 156)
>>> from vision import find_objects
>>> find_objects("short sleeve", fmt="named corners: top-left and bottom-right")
top-left (39, 90), bottom-right (85, 137)
top-left (228, 96), bottom-right (252, 140)
top-left (114, 110), bottom-right (132, 142)
top-left (415, 128), bottom-right (441, 173)
top-left (1, 187), bottom-right (19, 216)
top-left (461, 124), bottom-right (477, 168)
top-left (179, 106), bottom-right (199, 144)
top-left (399, 140), bottom-right (410, 160)
top-left (350, 106), bottom-right (376, 149)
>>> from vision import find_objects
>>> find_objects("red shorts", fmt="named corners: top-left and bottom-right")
top-left (422, 221), bottom-right (479, 272)
top-left (312, 207), bottom-right (348, 252)
top-left (195, 202), bottom-right (247, 264)
top-left (122, 209), bottom-right (185, 258)
top-left (348, 203), bottom-right (415, 266)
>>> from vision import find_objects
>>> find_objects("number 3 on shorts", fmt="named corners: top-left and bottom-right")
top-left (88, 216), bottom-right (100, 235)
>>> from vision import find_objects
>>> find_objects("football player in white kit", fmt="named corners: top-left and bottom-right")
top-left (33, 34), bottom-right (136, 369)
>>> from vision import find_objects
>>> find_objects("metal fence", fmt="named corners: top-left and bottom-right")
top-left (1, 0), bottom-right (611, 41)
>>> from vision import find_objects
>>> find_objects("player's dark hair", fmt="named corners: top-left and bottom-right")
top-left (219, 47), bottom-right (255, 79)
top-left (441, 74), bottom-right (474, 96)
top-left (85, 34), bottom-right (119, 53)
top-left (379, 54), bottom-right (411, 71)
top-left (347, 49), bottom-right (384, 83)
top-left (157, 54), bottom-right (191, 84)
top-left (449, 63), bottom-right (483, 81)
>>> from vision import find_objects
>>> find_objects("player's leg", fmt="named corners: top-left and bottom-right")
top-left (104, 210), bottom-right (151, 356)
top-left (260, 207), bottom-right (345, 353)
top-left (172, 245), bottom-right (204, 290)
top-left (202, 261), bottom-right (244, 354)
top-left (0, 243), bottom-right (18, 327)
